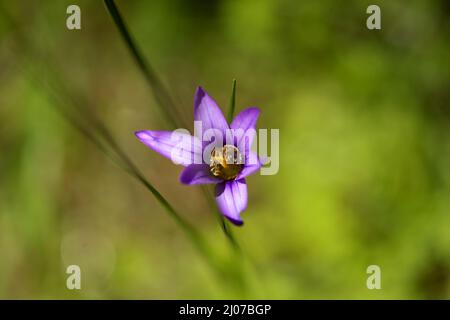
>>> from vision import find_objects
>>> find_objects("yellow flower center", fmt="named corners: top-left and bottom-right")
top-left (210, 145), bottom-right (244, 180)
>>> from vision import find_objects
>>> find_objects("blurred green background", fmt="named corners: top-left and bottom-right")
top-left (0, 0), bottom-right (449, 299)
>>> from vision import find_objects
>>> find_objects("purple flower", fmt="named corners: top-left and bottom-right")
top-left (135, 87), bottom-right (262, 226)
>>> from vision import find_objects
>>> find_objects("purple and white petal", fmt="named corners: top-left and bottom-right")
top-left (236, 151), bottom-right (262, 179)
top-left (135, 130), bottom-right (202, 166)
top-left (245, 150), bottom-right (260, 166)
top-left (215, 179), bottom-right (247, 226)
top-left (194, 87), bottom-right (229, 134)
top-left (230, 107), bottom-right (260, 151)
top-left (237, 165), bottom-right (261, 179)
top-left (180, 164), bottom-right (222, 185)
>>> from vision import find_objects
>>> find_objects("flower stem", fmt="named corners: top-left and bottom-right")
top-left (228, 79), bottom-right (237, 123)
top-left (103, 0), bottom-right (186, 129)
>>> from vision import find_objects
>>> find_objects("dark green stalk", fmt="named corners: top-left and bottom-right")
top-left (103, 0), bottom-right (187, 129)
top-left (228, 79), bottom-right (237, 123)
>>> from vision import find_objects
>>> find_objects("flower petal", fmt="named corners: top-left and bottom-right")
top-left (194, 87), bottom-right (229, 134)
top-left (180, 164), bottom-right (222, 185)
top-left (230, 107), bottom-right (260, 151)
top-left (135, 130), bottom-right (202, 166)
top-left (215, 179), bottom-right (247, 226)
top-left (236, 151), bottom-right (263, 179)
top-left (237, 165), bottom-right (261, 179)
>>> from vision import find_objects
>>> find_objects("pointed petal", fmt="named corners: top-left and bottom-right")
top-left (245, 150), bottom-right (260, 166)
top-left (194, 87), bottom-right (229, 134)
top-left (230, 107), bottom-right (260, 150)
top-left (237, 165), bottom-right (261, 179)
top-left (180, 164), bottom-right (222, 185)
top-left (236, 151), bottom-right (262, 179)
top-left (135, 130), bottom-right (202, 166)
top-left (215, 179), bottom-right (247, 226)
top-left (230, 107), bottom-right (260, 131)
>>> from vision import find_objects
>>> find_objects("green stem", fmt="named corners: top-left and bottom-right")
top-left (103, 0), bottom-right (185, 129)
top-left (228, 79), bottom-right (237, 123)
